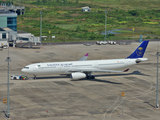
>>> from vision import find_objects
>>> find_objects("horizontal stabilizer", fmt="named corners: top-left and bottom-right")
top-left (123, 68), bottom-right (129, 72)
top-left (136, 58), bottom-right (148, 63)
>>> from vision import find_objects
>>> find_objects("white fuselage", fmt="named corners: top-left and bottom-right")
top-left (21, 58), bottom-right (143, 74)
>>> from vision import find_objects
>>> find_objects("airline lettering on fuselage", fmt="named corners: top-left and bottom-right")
top-left (136, 47), bottom-right (144, 56)
top-left (47, 63), bottom-right (72, 67)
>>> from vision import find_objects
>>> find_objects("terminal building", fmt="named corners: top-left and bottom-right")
top-left (0, 4), bottom-right (40, 48)
top-left (0, 10), bottom-right (17, 31)
top-left (0, 2), bottom-right (25, 15)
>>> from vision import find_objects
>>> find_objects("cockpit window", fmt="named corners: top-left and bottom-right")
top-left (24, 67), bottom-right (29, 69)
top-left (38, 65), bottom-right (41, 67)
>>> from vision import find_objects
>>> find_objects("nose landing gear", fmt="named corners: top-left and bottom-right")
top-left (33, 75), bottom-right (37, 79)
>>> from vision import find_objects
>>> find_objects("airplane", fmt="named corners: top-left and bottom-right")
top-left (21, 41), bottom-right (149, 80)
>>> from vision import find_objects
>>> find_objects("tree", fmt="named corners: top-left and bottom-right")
top-left (75, 25), bottom-right (81, 32)
top-left (128, 10), bottom-right (139, 16)
top-left (76, 0), bottom-right (78, 4)
top-left (62, 0), bottom-right (67, 3)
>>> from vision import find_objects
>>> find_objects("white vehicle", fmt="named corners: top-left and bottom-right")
top-left (96, 41), bottom-right (100, 44)
top-left (96, 41), bottom-right (108, 45)
top-left (108, 41), bottom-right (116, 45)
top-left (21, 41), bottom-right (149, 80)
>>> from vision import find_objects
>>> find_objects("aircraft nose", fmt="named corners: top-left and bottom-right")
top-left (21, 66), bottom-right (30, 73)
top-left (21, 68), bottom-right (25, 72)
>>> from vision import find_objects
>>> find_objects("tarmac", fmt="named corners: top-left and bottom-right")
top-left (0, 41), bottom-right (160, 120)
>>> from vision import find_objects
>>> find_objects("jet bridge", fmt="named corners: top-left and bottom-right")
top-left (0, 28), bottom-right (41, 48)
top-left (15, 31), bottom-right (41, 48)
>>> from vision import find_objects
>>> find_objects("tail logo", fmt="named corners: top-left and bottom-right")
top-left (126, 41), bottom-right (149, 59)
top-left (136, 47), bottom-right (144, 56)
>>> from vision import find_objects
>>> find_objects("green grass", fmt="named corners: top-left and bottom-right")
top-left (55, 24), bottom-right (79, 30)
top-left (114, 30), bottom-right (133, 34)
top-left (13, 0), bottom-right (160, 42)
top-left (116, 21), bottom-right (128, 24)
top-left (143, 22), bottom-right (159, 24)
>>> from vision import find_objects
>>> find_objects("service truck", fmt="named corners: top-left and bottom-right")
top-left (10, 75), bottom-right (28, 80)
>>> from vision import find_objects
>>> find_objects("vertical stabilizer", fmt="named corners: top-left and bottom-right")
top-left (78, 53), bottom-right (88, 61)
top-left (126, 41), bottom-right (149, 59)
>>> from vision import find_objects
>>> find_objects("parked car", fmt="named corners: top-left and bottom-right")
top-left (108, 41), bottom-right (116, 45)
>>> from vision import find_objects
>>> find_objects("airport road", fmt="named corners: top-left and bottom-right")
top-left (0, 41), bottom-right (160, 120)
top-left (41, 39), bottom-right (160, 46)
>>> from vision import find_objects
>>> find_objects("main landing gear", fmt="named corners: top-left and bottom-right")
top-left (86, 73), bottom-right (95, 79)
top-left (87, 76), bottom-right (95, 79)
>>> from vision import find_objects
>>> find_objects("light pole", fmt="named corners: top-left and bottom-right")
top-left (62, 1), bottom-right (63, 11)
top-left (6, 57), bottom-right (10, 118)
top-left (156, 52), bottom-right (160, 109)
top-left (40, 11), bottom-right (43, 45)
top-left (105, 10), bottom-right (107, 41)
top-left (49, 30), bottom-right (51, 45)
top-left (6, 32), bottom-right (11, 118)
top-left (133, 28), bottom-right (135, 41)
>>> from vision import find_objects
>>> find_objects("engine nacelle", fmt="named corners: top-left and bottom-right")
top-left (71, 72), bottom-right (86, 80)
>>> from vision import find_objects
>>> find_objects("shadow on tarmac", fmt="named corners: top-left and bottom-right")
top-left (144, 101), bottom-right (155, 109)
top-left (30, 71), bottom-right (149, 84)
top-left (32, 75), bottom-right (67, 80)
top-left (94, 71), bottom-right (149, 77)
top-left (71, 78), bottom-right (123, 84)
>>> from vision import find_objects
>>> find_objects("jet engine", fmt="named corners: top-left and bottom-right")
top-left (71, 72), bottom-right (86, 80)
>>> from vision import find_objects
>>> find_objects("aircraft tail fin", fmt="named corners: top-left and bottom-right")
top-left (126, 41), bottom-right (149, 59)
top-left (78, 53), bottom-right (88, 61)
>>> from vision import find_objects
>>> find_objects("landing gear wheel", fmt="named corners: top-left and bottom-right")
top-left (87, 76), bottom-right (95, 79)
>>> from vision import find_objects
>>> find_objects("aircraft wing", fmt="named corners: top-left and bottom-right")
top-left (78, 53), bottom-right (88, 61)
top-left (68, 68), bottom-right (129, 73)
